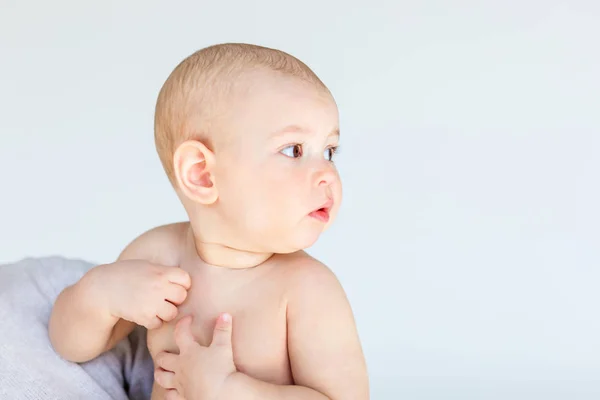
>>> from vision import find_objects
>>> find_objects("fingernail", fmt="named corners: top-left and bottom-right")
top-left (222, 313), bottom-right (231, 323)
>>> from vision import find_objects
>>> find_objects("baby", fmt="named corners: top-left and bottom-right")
top-left (49, 43), bottom-right (368, 399)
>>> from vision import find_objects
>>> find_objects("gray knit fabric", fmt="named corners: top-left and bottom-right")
top-left (0, 256), bottom-right (154, 399)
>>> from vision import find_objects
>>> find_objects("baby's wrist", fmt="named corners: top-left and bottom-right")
top-left (218, 371), bottom-right (253, 400)
top-left (217, 372), bottom-right (240, 400)
top-left (82, 264), bottom-right (119, 320)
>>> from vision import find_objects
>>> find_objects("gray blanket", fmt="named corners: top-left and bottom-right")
top-left (0, 256), bottom-right (154, 399)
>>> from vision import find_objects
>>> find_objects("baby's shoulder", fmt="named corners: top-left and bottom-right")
top-left (118, 221), bottom-right (189, 266)
top-left (275, 251), bottom-right (343, 297)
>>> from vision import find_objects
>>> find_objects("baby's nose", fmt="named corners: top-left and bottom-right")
top-left (315, 165), bottom-right (336, 187)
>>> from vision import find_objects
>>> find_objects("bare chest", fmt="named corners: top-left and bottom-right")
top-left (147, 271), bottom-right (292, 384)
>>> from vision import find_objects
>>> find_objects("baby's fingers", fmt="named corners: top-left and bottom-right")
top-left (155, 351), bottom-right (178, 372)
top-left (165, 389), bottom-right (185, 400)
top-left (165, 284), bottom-right (188, 305)
top-left (157, 301), bottom-right (179, 322)
top-left (144, 316), bottom-right (163, 330)
top-left (154, 368), bottom-right (177, 390)
top-left (165, 267), bottom-right (191, 290)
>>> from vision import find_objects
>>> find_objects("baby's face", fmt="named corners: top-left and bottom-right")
top-left (213, 71), bottom-right (342, 253)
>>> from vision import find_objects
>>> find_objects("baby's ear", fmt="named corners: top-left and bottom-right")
top-left (173, 139), bottom-right (218, 204)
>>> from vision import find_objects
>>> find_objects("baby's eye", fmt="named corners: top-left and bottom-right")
top-left (324, 146), bottom-right (338, 161)
top-left (281, 144), bottom-right (303, 158)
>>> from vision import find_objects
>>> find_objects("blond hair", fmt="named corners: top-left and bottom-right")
top-left (154, 42), bottom-right (328, 187)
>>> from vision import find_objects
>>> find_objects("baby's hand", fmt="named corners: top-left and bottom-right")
top-left (154, 314), bottom-right (236, 400)
top-left (93, 260), bottom-right (191, 329)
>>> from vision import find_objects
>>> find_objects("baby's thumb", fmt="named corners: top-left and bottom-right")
top-left (211, 313), bottom-right (232, 348)
top-left (174, 315), bottom-right (195, 351)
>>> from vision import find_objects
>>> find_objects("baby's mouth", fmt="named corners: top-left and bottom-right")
top-left (309, 199), bottom-right (333, 222)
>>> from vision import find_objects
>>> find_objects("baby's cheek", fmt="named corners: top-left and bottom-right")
top-left (243, 196), bottom-right (280, 229)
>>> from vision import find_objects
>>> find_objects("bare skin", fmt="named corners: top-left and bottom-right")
top-left (147, 223), bottom-right (311, 398)
top-left (49, 53), bottom-right (369, 399)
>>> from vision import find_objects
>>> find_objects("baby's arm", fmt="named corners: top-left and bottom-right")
top-left (48, 224), bottom-right (188, 363)
top-left (223, 260), bottom-right (369, 399)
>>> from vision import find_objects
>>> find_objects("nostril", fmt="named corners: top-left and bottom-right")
top-left (318, 177), bottom-right (331, 186)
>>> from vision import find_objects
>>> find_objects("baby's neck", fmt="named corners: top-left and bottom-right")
top-left (183, 224), bottom-right (274, 269)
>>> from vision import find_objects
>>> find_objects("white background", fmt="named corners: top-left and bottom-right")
top-left (1, 1), bottom-right (599, 398)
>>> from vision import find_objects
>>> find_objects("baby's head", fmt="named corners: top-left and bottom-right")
top-left (154, 43), bottom-right (341, 255)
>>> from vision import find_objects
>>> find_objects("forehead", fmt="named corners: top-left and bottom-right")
top-left (226, 70), bottom-right (339, 139)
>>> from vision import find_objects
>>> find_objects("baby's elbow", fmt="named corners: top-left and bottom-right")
top-left (326, 390), bottom-right (369, 400)
top-left (316, 379), bottom-right (369, 400)
top-left (328, 374), bottom-right (370, 400)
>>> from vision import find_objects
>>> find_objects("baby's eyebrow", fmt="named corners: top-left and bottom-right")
top-left (272, 124), bottom-right (307, 137)
top-left (271, 125), bottom-right (340, 138)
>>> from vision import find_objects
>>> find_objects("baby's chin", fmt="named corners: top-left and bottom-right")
top-left (243, 218), bottom-right (332, 254)
top-left (245, 229), bottom-right (321, 255)
top-left (281, 224), bottom-right (328, 252)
